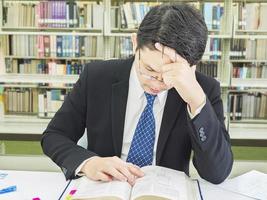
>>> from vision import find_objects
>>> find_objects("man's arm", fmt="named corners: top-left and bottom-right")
top-left (41, 65), bottom-right (98, 180)
top-left (187, 80), bottom-right (233, 184)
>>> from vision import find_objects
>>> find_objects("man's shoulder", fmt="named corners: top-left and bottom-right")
top-left (195, 71), bottom-right (220, 94)
top-left (84, 57), bottom-right (133, 74)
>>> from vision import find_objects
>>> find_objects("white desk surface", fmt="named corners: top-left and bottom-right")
top-left (0, 170), bottom-right (70, 200)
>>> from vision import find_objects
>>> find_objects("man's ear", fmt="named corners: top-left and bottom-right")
top-left (131, 33), bottom-right (137, 54)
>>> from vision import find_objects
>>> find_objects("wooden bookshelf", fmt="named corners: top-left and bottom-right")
top-left (0, 0), bottom-right (266, 144)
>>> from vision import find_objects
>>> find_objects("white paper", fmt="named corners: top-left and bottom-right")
top-left (219, 170), bottom-right (267, 200)
top-left (0, 170), bottom-right (67, 200)
top-left (199, 181), bottom-right (255, 200)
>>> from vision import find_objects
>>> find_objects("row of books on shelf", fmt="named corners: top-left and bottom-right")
top-left (3, 88), bottom-right (69, 118)
top-left (1, 35), bottom-right (104, 58)
top-left (231, 39), bottom-right (267, 60)
top-left (3, 1), bottom-right (103, 29)
top-left (229, 92), bottom-right (267, 121)
top-left (2, 88), bottom-right (267, 121)
top-left (232, 63), bottom-right (267, 78)
top-left (3, 1), bottom-right (267, 32)
top-left (2, 1), bottom-right (224, 31)
top-left (113, 2), bottom-right (222, 30)
top-left (196, 62), bottom-right (217, 78)
top-left (234, 3), bottom-right (267, 30)
top-left (5, 59), bottom-right (86, 75)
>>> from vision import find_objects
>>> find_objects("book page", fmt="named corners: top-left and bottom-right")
top-left (130, 166), bottom-right (194, 200)
top-left (72, 176), bottom-right (132, 200)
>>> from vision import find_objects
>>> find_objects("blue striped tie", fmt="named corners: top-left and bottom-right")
top-left (126, 92), bottom-right (156, 167)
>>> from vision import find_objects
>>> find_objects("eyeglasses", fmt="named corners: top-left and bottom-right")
top-left (138, 50), bottom-right (164, 82)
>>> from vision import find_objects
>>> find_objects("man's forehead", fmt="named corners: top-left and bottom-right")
top-left (141, 47), bottom-right (172, 69)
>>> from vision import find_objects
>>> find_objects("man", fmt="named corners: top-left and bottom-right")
top-left (41, 4), bottom-right (233, 185)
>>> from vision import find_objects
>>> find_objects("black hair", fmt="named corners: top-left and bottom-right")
top-left (137, 3), bottom-right (208, 66)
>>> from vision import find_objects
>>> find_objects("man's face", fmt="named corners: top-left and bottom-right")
top-left (135, 46), bottom-right (172, 95)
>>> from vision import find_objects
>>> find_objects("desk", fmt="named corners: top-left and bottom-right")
top-left (0, 169), bottom-right (259, 200)
top-left (0, 155), bottom-right (266, 200)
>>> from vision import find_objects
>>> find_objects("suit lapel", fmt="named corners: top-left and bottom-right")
top-left (111, 57), bottom-right (133, 157)
top-left (156, 88), bottom-right (185, 164)
top-left (111, 80), bottom-right (129, 157)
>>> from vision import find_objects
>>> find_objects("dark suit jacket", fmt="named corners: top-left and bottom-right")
top-left (41, 56), bottom-right (233, 184)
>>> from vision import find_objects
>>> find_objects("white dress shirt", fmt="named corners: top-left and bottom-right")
top-left (75, 63), bottom-right (206, 175)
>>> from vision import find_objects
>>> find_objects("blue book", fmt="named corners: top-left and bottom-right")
top-left (204, 3), bottom-right (213, 30)
top-left (56, 36), bottom-right (63, 57)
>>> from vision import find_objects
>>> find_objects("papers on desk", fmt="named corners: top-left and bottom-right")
top-left (219, 170), bottom-right (267, 200)
top-left (0, 170), bottom-right (67, 200)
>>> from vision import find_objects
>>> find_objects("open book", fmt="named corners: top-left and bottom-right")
top-left (71, 166), bottom-right (201, 200)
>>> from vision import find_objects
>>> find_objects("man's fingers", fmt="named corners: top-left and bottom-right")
top-left (127, 164), bottom-right (145, 177)
top-left (192, 65), bottom-right (196, 72)
top-left (96, 172), bottom-right (112, 182)
top-left (155, 42), bottom-right (188, 64)
top-left (106, 167), bottom-right (127, 182)
top-left (117, 165), bottom-right (135, 183)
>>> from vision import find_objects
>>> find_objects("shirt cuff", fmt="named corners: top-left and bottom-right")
top-left (187, 96), bottom-right (206, 119)
top-left (75, 157), bottom-right (95, 176)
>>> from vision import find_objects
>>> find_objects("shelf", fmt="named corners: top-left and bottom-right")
top-left (231, 119), bottom-right (267, 124)
top-left (0, 74), bottom-right (79, 84)
top-left (1, 27), bottom-right (102, 32)
top-left (233, 34), bottom-right (267, 39)
top-left (229, 123), bottom-right (267, 140)
top-left (0, 30), bottom-right (103, 36)
top-left (231, 78), bottom-right (267, 88)
top-left (1, 115), bottom-right (50, 123)
top-left (236, 29), bottom-right (267, 34)
top-left (107, 32), bottom-right (231, 38)
top-left (0, 121), bottom-right (48, 135)
top-left (4, 56), bottom-right (104, 60)
top-left (231, 60), bottom-right (267, 63)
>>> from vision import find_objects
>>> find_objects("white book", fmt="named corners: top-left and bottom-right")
top-left (38, 93), bottom-right (45, 117)
top-left (72, 166), bottom-right (200, 200)
top-left (92, 4), bottom-right (103, 29)
top-left (123, 3), bottom-right (135, 29)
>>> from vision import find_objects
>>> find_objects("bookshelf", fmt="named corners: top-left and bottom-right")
top-left (0, 0), bottom-right (266, 147)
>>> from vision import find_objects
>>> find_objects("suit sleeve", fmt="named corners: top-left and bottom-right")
top-left (41, 65), bottom-right (98, 180)
top-left (187, 80), bottom-right (233, 184)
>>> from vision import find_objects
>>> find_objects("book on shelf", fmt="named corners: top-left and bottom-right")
top-left (203, 3), bottom-right (224, 30)
top-left (3, 87), bottom-right (38, 115)
top-left (233, 63), bottom-right (267, 78)
top-left (196, 62), bottom-right (218, 78)
top-left (230, 39), bottom-right (267, 60)
top-left (110, 37), bottom-right (133, 58)
top-left (202, 38), bottom-right (221, 60)
top-left (112, 2), bottom-right (224, 31)
top-left (71, 165), bottom-right (200, 200)
top-left (3, 87), bottom-right (69, 118)
top-left (3, 1), bottom-right (103, 29)
top-left (6, 35), bottom-right (103, 58)
top-left (233, 3), bottom-right (267, 30)
top-left (5, 59), bottom-right (85, 75)
top-left (38, 89), bottom-right (67, 118)
top-left (229, 92), bottom-right (267, 121)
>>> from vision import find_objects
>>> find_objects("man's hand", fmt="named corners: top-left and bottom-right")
top-left (155, 43), bottom-right (206, 115)
top-left (81, 156), bottom-right (144, 186)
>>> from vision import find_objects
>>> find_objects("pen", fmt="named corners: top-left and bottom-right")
top-left (0, 185), bottom-right (17, 195)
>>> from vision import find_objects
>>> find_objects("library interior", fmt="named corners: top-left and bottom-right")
top-left (0, 0), bottom-right (267, 199)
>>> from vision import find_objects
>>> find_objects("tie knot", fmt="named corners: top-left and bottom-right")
top-left (145, 92), bottom-right (156, 106)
